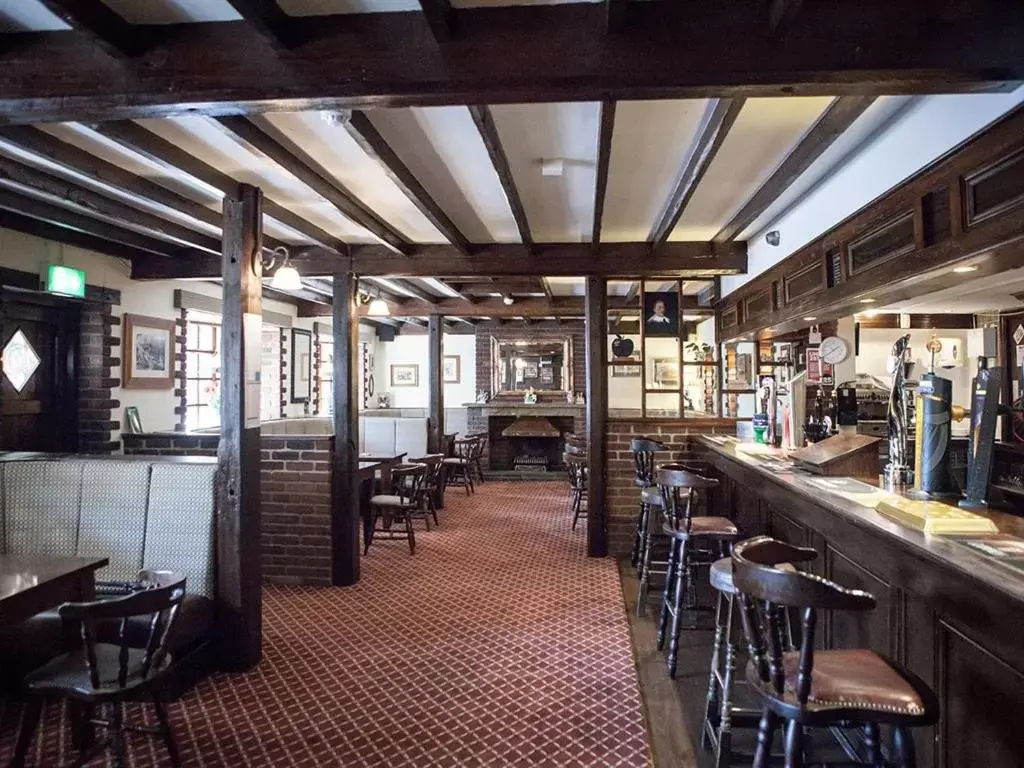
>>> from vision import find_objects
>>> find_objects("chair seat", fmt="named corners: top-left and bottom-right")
top-left (781, 649), bottom-right (928, 717)
top-left (634, 477), bottom-right (655, 489)
top-left (370, 494), bottom-right (418, 508)
top-left (664, 516), bottom-right (738, 538)
top-left (443, 457), bottom-right (469, 466)
top-left (640, 486), bottom-right (664, 506)
top-left (709, 557), bottom-right (737, 595)
top-left (26, 644), bottom-right (169, 699)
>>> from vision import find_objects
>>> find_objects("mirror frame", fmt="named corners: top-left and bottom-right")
top-left (490, 336), bottom-right (573, 396)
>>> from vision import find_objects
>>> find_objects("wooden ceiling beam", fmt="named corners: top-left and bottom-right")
top-left (131, 246), bottom-right (345, 280)
top-left (37, 0), bottom-right (145, 58)
top-left (606, 0), bottom-right (630, 33)
top-left (0, 5), bottom-right (1018, 124)
top-left (214, 116), bottom-right (411, 255)
top-left (649, 98), bottom-right (746, 248)
top-left (592, 100), bottom-right (616, 248)
top-left (713, 96), bottom-right (877, 242)
top-left (468, 105), bottom-right (533, 251)
top-left (344, 111), bottom-right (473, 254)
top-left (92, 121), bottom-right (344, 252)
top-left (223, 0), bottom-right (300, 48)
top-left (769, 0), bottom-right (804, 34)
top-left (417, 0), bottom-right (457, 42)
top-left (300, 294), bottom-right (698, 318)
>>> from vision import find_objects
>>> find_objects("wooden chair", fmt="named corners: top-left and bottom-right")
top-left (465, 432), bottom-right (488, 485)
top-left (368, 463), bottom-right (426, 554)
top-left (563, 451), bottom-right (588, 530)
top-left (12, 570), bottom-right (187, 768)
top-left (656, 464), bottom-right (738, 678)
top-left (443, 439), bottom-right (477, 495)
top-left (732, 536), bottom-right (940, 768)
top-left (630, 437), bottom-right (666, 568)
top-left (409, 453), bottom-right (445, 528)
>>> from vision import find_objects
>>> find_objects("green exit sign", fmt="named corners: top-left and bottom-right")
top-left (43, 264), bottom-right (86, 298)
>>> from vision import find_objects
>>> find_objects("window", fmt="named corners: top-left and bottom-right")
top-left (184, 310), bottom-right (221, 430)
top-left (261, 327), bottom-right (282, 421)
top-left (317, 333), bottom-right (334, 416)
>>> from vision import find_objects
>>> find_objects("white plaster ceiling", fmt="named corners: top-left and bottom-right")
top-left (99, 0), bottom-right (241, 24)
top-left (0, 0), bottom-right (68, 31)
top-left (875, 268), bottom-right (1024, 315)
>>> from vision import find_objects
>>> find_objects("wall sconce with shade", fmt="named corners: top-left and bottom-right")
top-left (261, 246), bottom-right (303, 291)
top-left (358, 287), bottom-right (391, 317)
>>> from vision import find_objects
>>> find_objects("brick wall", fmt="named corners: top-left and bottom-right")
top-left (79, 290), bottom-right (121, 453)
top-left (605, 420), bottom-right (735, 558)
top-left (124, 432), bottom-right (334, 585)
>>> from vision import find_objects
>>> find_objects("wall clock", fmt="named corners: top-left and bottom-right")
top-left (820, 336), bottom-right (850, 365)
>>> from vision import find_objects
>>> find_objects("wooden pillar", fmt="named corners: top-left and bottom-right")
top-left (427, 314), bottom-right (444, 453)
top-left (331, 269), bottom-right (360, 586)
top-left (585, 276), bottom-right (608, 557)
top-left (217, 183), bottom-right (262, 670)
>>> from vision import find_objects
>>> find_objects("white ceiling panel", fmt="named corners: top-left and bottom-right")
top-left (259, 112), bottom-right (444, 243)
top-left (0, 0), bottom-right (69, 32)
top-left (601, 100), bottom-right (709, 242)
top-left (138, 117), bottom-right (376, 242)
top-left (278, 0), bottom-right (419, 12)
top-left (367, 107), bottom-right (520, 243)
top-left (100, 0), bottom-right (241, 24)
top-left (877, 267), bottom-right (1024, 315)
top-left (490, 102), bottom-right (599, 242)
top-left (546, 277), bottom-right (585, 296)
top-left (670, 96), bottom-right (833, 241)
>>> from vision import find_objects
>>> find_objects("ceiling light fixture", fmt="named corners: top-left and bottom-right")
top-left (367, 292), bottom-right (390, 317)
top-left (952, 265), bottom-right (978, 273)
top-left (502, 295), bottom-right (514, 306)
top-left (803, 316), bottom-right (817, 322)
top-left (860, 298), bottom-right (875, 304)
top-left (264, 246), bottom-right (303, 291)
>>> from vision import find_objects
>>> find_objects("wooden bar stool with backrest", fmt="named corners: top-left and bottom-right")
top-left (12, 570), bottom-right (188, 768)
top-left (629, 437), bottom-right (666, 569)
top-left (732, 536), bottom-right (940, 768)
top-left (368, 463), bottom-right (427, 554)
top-left (443, 438), bottom-right (476, 495)
top-left (656, 464), bottom-right (738, 678)
top-left (563, 451), bottom-right (588, 530)
top-left (409, 454), bottom-right (445, 529)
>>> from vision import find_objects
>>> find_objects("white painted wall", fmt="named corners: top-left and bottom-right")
top-left (375, 333), bottom-right (476, 409)
top-left (722, 87), bottom-right (1024, 298)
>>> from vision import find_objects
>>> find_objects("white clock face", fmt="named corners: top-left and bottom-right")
top-left (820, 336), bottom-right (849, 364)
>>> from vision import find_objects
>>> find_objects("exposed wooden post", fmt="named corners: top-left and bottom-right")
top-left (585, 276), bottom-right (608, 558)
top-left (331, 269), bottom-right (361, 585)
top-left (217, 183), bottom-right (263, 670)
top-left (428, 314), bottom-right (444, 453)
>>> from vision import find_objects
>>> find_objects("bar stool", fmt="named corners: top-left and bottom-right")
top-left (733, 536), bottom-right (940, 768)
top-left (630, 437), bottom-right (665, 568)
top-left (564, 451), bottom-right (588, 530)
top-left (656, 465), bottom-right (738, 678)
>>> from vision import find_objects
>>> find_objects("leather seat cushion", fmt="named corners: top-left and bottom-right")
top-left (443, 458), bottom-right (469, 466)
top-left (370, 494), bottom-right (418, 508)
top-left (640, 486), bottom-right (664, 506)
top-left (26, 643), bottom-right (171, 697)
top-left (783, 649), bottom-right (927, 716)
top-left (688, 517), bottom-right (738, 536)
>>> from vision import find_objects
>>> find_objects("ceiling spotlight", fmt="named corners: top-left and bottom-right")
top-left (502, 294), bottom-right (514, 306)
top-left (765, 230), bottom-right (781, 247)
top-left (952, 265), bottom-right (978, 273)
top-left (266, 246), bottom-right (302, 291)
top-left (860, 298), bottom-right (875, 304)
top-left (803, 316), bottom-right (817, 322)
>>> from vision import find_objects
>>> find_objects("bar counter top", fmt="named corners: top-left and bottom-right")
top-left (697, 435), bottom-right (1024, 606)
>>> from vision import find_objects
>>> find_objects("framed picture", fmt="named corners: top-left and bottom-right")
top-left (124, 406), bottom-right (143, 434)
top-left (291, 328), bottom-right (312, 402)
top-left (443, 355), bottom-right (461, 384)
top-left (611, 363), bottom-right (641, 378)
top-left (391, 364), bottom-right (419, 387)
top-left (524, 362), bottom-right (539, 379)
top-left (123, 313), bottom-right (174, 389)
top-left (540, 367), bottom-right (554, 384)
top-left (644, 291), bottom-right (679, 337)
top-left (653, 358), bottom-right (680, 387)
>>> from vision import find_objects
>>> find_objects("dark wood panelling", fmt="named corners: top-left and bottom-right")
top-left (743, 288), bottom-right (772, 322)
top-left (965, 146), bottom-right (1024, 227)
top-left (825, 246), bottom-right (843, 288)
top-left (921, 186), bottom-right (952, 246)
top-left (783, 259), bottom-right (825, 304)
top-left (720, 304), bottom-right (739, 330)
top-left (847, 211), bottom-right (916, 276)
top-left (825, 546), bottom-right (895, 657)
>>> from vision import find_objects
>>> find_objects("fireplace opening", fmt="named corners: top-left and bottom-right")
top-left (510, 437), bottom-right (561, 472)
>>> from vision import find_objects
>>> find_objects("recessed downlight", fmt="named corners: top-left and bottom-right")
top-left (803, 316), bottom-right (817, 322)
top-left (952, 265), bottom-right (978, 273)
top-left (860, 298), bottom-right (875, 304)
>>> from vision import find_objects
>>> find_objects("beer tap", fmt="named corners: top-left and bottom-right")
top-left (884, 334), bottom-right (912, 489)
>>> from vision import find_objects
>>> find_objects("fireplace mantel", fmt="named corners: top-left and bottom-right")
top-left (465, 403), bottom-right (584, 418)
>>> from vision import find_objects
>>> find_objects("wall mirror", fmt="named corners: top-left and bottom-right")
top-left (491, 337), bottom-right (572, 395)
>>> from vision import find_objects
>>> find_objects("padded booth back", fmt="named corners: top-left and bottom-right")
top-left (359, 417), bottom-right (428, 457)
top-left (0, 458), bottom-right (217, 598)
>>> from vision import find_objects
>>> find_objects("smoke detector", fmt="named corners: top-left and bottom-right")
top-left (540, 159), bottom-right (564, 177)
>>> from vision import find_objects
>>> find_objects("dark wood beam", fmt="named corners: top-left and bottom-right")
top-left (592, 100), bottom-right (616, 248)
top-left (713, 96), bottom-right (877, 242)
top-left (345, 111), bottom-right (472, 254)
top-left (37, 0), bottom-right (144, 58)
top-left (301, 294), bottom-right (699, 318)
top-left (92, 122), bottom-right (343, 251)
top-left (352, 242), bottom-right (746, 277)
top-left (769, 0), bottom-right (804, 34)
top-left (0, 207), bottom-right (169, 264)
top-left (417, 0), bottom-right (456, 42)
top-left (427, 315), bottom-right (444, 453)
top-left (468, 105), bottom-right (533, 250)
top-left (606, 0), bottom-right (629, 33)
top-left (331, 269), bottom-right (361, 586)
top-left (130, 246), bottom-right (345, 280)
top-left (214, 117), bottom-right (410, 254)
top-left (649, 98), bottom-right (746, 248)
top-left (0, 4), bottom-right (1018, 125)
top-left (0, 154), bottom-right (222, 254)
top-left (223, 0), bottom-right (299, 47)
top-left (217, 182), bottom-right (263, 670)
top-left (585, 275), bottom-right (607, 557)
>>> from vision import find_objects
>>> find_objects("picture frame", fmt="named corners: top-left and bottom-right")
top-left (124, 406), bottom-right (143, 434)
top-left (611, 363), bottom-right (641, 378)
top-left (653, 358), bottom-right (680, 387)
top-left (122, 313), bottom-right (175, 389)
top-left (643, 291), bottom-right (679, 337)
top-left (390, 364), bottom-right (419, 387)
top-left (291, 328), bottom-right (312, 402)
top-left (524, 362), bottom-right (539, 379)
top-left (540, 367), bottom-right (554, 384)
top-left (443, 355), bottom-right (461, 384)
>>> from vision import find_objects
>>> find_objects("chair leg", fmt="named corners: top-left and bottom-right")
top-left (657, 538), bottom-right (678, 649)
top-left (10, 697), bottom-right (43, 768)
top-left (893, 726), bottom-right (916, 768)
top-left (421, 499), bottom-right (431, 531)
top-left (466, 466), bottom-right (474, 494)
top-left (406, 511), bottom-right (416, 555)
top-left (864, 723), bottom-right (882, 768)
top-left (752, 709), bottom-right (778, 768)
top-left (631, 501), bottom-right (647, 568)
top-left (716, 595), bottom-right (739, 768)
top-left (364, 511), bottom-right (377, 554)
top-left (667, 539), bottom-right (688, 678)
top-left (784, 718), bottom-right (804, 768)
top-left (151, 694), bottom-right (182, 767)
top-left (109, 701), bottom-right (126, 768)
top-left (702, 590), bottom-right (726, 748)
top-left (636, 519), bottom-right (657, 617)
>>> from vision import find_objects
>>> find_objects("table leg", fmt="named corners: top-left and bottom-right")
top-left (68, 572), bottom-right (97, 751)
top-left (435, 463), bottom-right (447, 510)
top-left (360, 477), bottom-right (374, 553)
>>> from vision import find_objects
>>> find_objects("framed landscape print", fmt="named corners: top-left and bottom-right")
top-left (611, 363), bottom-right (641, 378)
top-left (123, 313), bottom-right (174, 389)
top-left (391, 364), bottom-right (419, 387)
top-left (291, 328), bottom-right (312, 402)
top-left (443, 355), bottom-right (461, 384)
top-left (653, 358), bottom-right (680, 387)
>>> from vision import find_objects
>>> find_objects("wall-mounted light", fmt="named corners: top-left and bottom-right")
top-left (262, 246), bottom-right (302, 291)
top-left (502, 294), bottom-right (514, 306)
top-left (765, 230), bottom-right (781, 247)
top-left (367, 297), bottom-right (390, 317)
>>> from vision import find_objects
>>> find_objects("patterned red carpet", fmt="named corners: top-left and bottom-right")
top-left (0, 481), bottom-right (650, 767)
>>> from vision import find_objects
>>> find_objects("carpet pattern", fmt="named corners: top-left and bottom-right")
top-left (0, 481), bottom-right (650, 767)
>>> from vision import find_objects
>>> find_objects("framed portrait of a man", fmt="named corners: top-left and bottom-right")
top-left (643, 292), bottom-right (679, 337)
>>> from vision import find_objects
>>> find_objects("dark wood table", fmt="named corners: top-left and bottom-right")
top-left (358, 461), bottom-right (382, 553)
top-left (0, 555), bottom-right (108, 628)
top-left (359, 452), bottom-right (407, 489)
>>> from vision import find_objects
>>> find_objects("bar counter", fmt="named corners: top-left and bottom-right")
top-left (696, 434), bottom-right (1024, 768)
